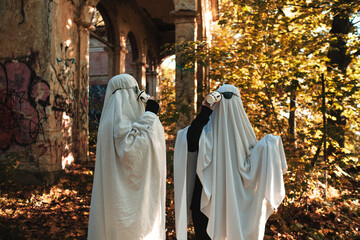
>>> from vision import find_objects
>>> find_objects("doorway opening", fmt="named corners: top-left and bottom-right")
top-left (159, 55), bottom-right (176, 139)
top-left (88, 6), bottom-right (114, 147)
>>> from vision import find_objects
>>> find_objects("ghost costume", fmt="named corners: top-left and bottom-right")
top-left (174, 84), bottom-right (288, 240)
top-left (88, 74), bottom-right (166, 240)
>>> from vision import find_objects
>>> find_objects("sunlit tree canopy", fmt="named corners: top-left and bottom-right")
top-left (161, 0), bottom-right (360, 238)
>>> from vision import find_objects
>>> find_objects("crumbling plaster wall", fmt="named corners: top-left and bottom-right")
top-left (0, 0), bottom-right (92, 183)
top-left (49, 0), bottom-right (92, 166)
top-left (0, 0), bottom-right (55, 174)
top-left (174, 0), bottom-right (196, 11)
top-left (0, 0), bottom-right (216, 184)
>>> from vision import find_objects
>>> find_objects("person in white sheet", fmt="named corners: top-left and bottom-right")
top-left (174, 84), bottom-right (288, 240)
top-left (88, 74), bottom-right (166, 240)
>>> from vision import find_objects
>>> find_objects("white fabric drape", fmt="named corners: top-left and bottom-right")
top-left (174, 84), bottom-right (288, 240)
top-left (88, 74), bottom-right (166, 240)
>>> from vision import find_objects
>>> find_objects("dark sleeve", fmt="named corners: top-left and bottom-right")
top-left (145, 100), bottom-right (159, 114)
top-left (187, 106), bottom-right (213, 152)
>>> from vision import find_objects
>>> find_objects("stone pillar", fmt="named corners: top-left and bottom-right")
top-left (146, 70), bottom-right (158, 98)
top-left (114, 46), bottom-right (128, 74)
top-left (133, 58), bottom-right (148, 91)
top-left (104, 46), bottom-right (114, 80)
top-left (171, 9), bottom-right (198, 130)
top-left (73, 22), bottom-right (90, 163)
top-left (115, 33), bottom-right (128, 75)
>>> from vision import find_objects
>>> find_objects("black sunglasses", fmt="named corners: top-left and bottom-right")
top-left (219, 92), bottom-right (238, 99)
top-left (112, 86), bottom-right (139, 95)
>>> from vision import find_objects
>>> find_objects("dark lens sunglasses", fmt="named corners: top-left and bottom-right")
top-left (112, 86), bottom-right (139, 95)
top-left (220, 91), bottom-right (238, 99)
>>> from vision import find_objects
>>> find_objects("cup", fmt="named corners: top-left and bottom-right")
top-left (205, 92), bottom-right (222, 104)
top-left (137, 90), bottom-right (150, 103)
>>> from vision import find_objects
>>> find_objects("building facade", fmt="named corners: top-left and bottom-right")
top-left (0, 0), bottom-right (218, 184)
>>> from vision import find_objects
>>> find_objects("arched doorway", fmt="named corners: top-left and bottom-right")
top-left (125, 31), bottom-right (139, 78)
top-left (88, 6), bottom-right (114, 146)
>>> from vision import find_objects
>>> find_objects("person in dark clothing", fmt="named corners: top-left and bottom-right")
top-left (174, 85), bottom-right (287, 240)
top-left (187, 100), bottom-right (217, 240)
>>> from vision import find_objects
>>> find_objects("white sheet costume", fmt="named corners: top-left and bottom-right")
top-left (88, 74), bottom-right (166, 240)
top-left (174, 84), bottom-right (288, 240)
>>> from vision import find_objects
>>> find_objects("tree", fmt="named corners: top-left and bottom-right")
top-left (164, 1), bottom-right (360, 237)
top-left (170, 0), bottom-right (360, 206)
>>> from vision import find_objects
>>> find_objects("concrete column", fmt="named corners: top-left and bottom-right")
top-left (114, 46), bottom-right (128, 74)
top-left (132, 58), bottom-right (148, 91)
top-left (146, 70), bottom-right (158, 98)
top-left (172, 9), bottom-right (198, 129)
top-left (73, 23), bottom-right (90, 163)
top-left (104, 46), bottom-right (114, 81)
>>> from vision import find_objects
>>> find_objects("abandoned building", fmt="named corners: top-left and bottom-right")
top-left (0, 0), bottom-right (218, 184)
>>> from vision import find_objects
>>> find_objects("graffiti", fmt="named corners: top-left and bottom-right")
top-left (78, 64), bottom-right (89, 128)
top-left (50, 42), bottom-right (78, 129)
top-left (35, 139), bottom-right (66, 166)
top-left (0, 61), bottom-right (50, 150)
top-left (89, 84), bottom-right (106, 127)
top-left (52, 94), bottom-right (74, 120)
top-left (55, 43), bottom-right (76, 95)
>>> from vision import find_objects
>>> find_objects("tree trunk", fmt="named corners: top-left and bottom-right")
top-left (288, 79), bottom-right (298, 147)
top-left (326, 1), bottom-right (352, 153)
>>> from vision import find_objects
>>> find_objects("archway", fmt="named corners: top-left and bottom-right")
top-left (159, 54), bottom-right (176, 136)
top-left (88, 6), bottom-right (114, 146)
top-left (125, 31), bottom-right (139, 79)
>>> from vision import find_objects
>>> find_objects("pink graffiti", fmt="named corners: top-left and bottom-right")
top-left (36, 139), bottom-right (62, 165)
top-left (0, 62), bottom-right (50, 149)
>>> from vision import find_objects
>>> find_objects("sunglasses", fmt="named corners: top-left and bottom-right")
top-left (112, 86), bottom-right (139, 95)
top-left (219, 91), bottom-right (239, 99)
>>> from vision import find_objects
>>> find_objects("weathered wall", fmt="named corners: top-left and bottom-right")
top-left (0, 1), bottom-right (54, 177)
top-left (0, 0), bottom-right (217, 184)
top-left (0, 0), bottom-right (91, 184)
top-left (89, 41), bottom-right (108, 85)
top-left (49, 0), bottom-right (91, 165)
top-left (174, 0), bottom-right (196, 11)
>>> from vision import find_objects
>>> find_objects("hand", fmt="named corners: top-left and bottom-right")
top-left (202, 99), bottom-right (218, 110)
top-left (145, 99), bottom-right (159, 114)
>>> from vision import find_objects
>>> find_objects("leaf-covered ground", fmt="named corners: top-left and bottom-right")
top-left (1, 150), bottom-right (359, 240)
top-left (0, 161), bottom-right (93, 239)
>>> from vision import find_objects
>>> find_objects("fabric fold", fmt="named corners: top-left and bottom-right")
top-left (174, 84), bottom-right (287, 240)
top-left (88, 74), bottom-right (166, 240)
